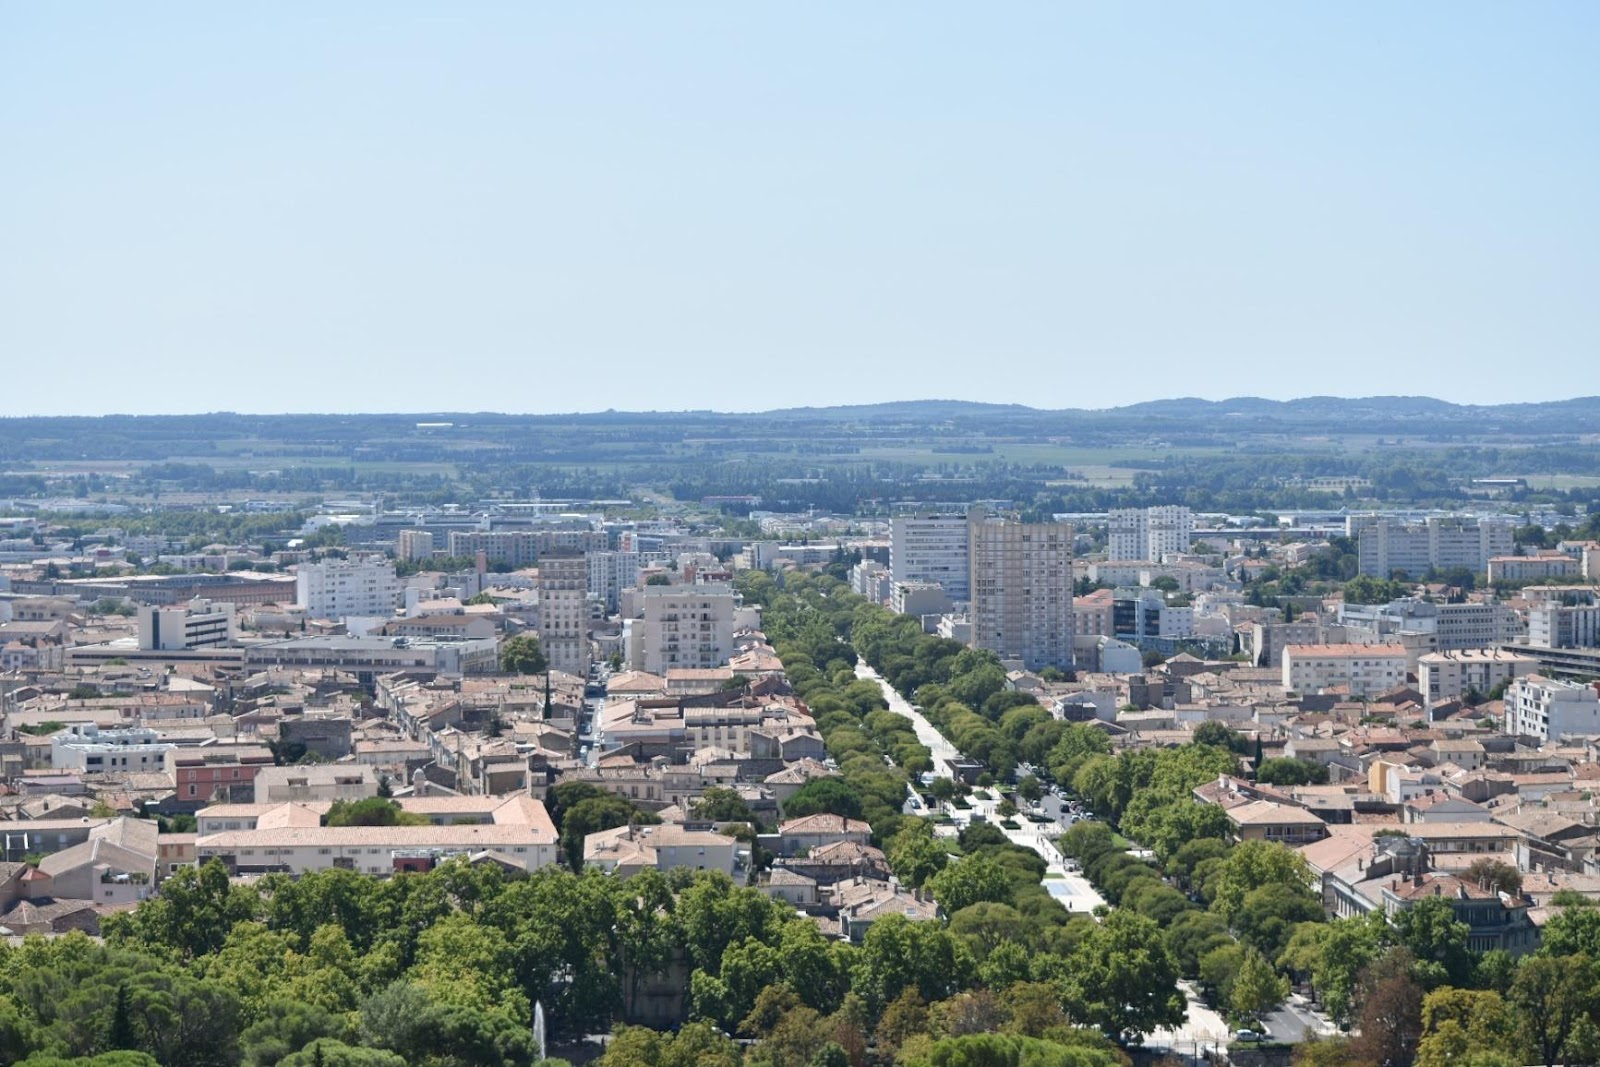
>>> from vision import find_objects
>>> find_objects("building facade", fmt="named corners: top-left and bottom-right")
top-left (1282, 644), bottom-right (1408, 698)
top-left (638, 584), bottom-right (737, 675)
top-left (296, 557), bottom-right (403, 619)
top-left (1417, 649), bottom-right (1537, 702)
top-left (137, 600), bottom-right (234, 651)
top-left (536, 553), bottom-right (590, 677)
top-left (446, 528), bottom-right (607, 567)
top-left (1507, 675), bottom-right (1600, 741)
top-left (1108, 506), bottom-right (1194, 563)
top-left (890, 511), bottom-right (971, 603)
top-left (396, 529), bottom-right (435, 562)
top-left (968, 512), bottom-right (1074, 670)
top-left (1352, 515), bottom-right (1514, 578)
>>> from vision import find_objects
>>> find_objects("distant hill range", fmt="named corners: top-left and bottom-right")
top-left (766, 395), bottom-right (1600, 421)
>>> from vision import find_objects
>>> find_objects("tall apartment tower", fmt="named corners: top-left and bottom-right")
top-left (1107, 506), bottom-right (1193, 562)
top-left (536, 554), bottom-right (590, 678)
top-left (890, 511), bottom-right (971, 604)
top-left (968, 511), bottom-right (1075, 670)
top-left (396, 530), bottom-right (435, 562)
top-left (637, 583), bottom-right (737, 675)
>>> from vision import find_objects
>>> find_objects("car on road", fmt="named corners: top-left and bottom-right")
top-left (1234, 1030), bottom-right (1262, 1043)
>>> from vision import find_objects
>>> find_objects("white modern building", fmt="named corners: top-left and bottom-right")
top-left (589, 550), bottom-right (667, 613)
top-left (137, 599), bottom-right (234, 651)
top-left (243, 635), bottom-right (500, 677)
top-left (1108, 506), bottom-right (1194, 563)
top-left (1112, 589), bottom-right (1195, 646)
top-left (1525, 587), bottom-right (1600, 649)
top-left (849, 559), bottom-right (892, 604)
top-left (51, 723), bottom-right (174, 773)
top-left (635, 584), bottom-right (737, 675)
top-left (1506, 675), bottom-right (1600, 741)
top-left (446, 527), bottom-right (607, 567)
top-left (1336, 598), bottom-right (1523, 651)
top-left (396, 530), bottom-right (435, 562)
top-left (1417, 649), bottom-right (1538, 702)
top-left (296, 557), bottom-right (403, 619)
top-left (890, 580), bottom-right (952, 618)
top-left (968, 511), bottom-right (1074, 670)
top-left (1350, 515), bottom-right (1514, 578)
top-left (1282, 644), bottom-right (1408, 698)
top-left (890, 511), bottom-right (971, 603)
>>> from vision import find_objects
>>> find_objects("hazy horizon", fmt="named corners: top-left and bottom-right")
top-left (4, 4), bottom-right (1596, 417)
top-left (7, 393), bottom-right (1600, 421)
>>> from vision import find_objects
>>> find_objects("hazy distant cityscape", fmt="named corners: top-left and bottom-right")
top-left (4, 1), bottom-right (1596, 1063)
top-left (0, 396), bottom-right (1595, 1064)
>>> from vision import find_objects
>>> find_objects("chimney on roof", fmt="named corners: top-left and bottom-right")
top-left (1414, 866), bottom-right (1425, 888)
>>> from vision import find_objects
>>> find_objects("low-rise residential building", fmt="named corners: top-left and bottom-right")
top-left (33, 818), bottom-right (158, 906)
top-left (50, 724), bottom-right (173, 774)
top-left (195, 795), bottom-right (558, 875)
top-left (1418, 649), bottom-right (1538, 703)
top-left (166, 744), bottom-right (275, 805)
top-left (243, 635), bottom-right (500, 678)
top-left (1488, 555), bottom-right (1580, 583)
top-left (1379, 873), bottom-right (1538, 956)
top-left (837, 880), bottom-right (940, 942)
top-left (1283, 644), bottom-right (1408, 698)
top-left (254, 764), bottom-right (380, 804)
top-left (776, 814), bottom-right (872, 857)
top-left (583, 823), bottom-right (739, 878)
top-left (1223, 800), bottom-right (1331, 846)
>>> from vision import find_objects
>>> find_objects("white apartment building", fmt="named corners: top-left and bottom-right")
top-left (1112, 589), bottom-right (1194, 645)
top-left (1507, 675), bottom-right (1600, 741)
top-left (588, 550), bottom-right (654, 613)
top-left (1337, 598), bottom-right (1522, 651)
top-left (296, 557), bottom-right (403, 619)
top-left (51, 723), bottom-right (174, 773)
top-left (1352, 515), bottom-right (1514, 578)
top-left (446, 527), bottom-right (607, 567)
top-left (1282, 644), bottom-right (1407, 698)
top-left (1108, 506), bottom-right (1194, 563)
top-left (636, 584), bottom-right (737, 675)
top-left (890, 580), bottom-right (952, 618)
top-left (890, 512), bottom-right (971, 603)
top-left (137, 599), bottom-right (235, 651)
top-left (968, 512), bottom-right (1074, 670)
top-left (1525, 587), bottom-right (1600, 649)
top-left (396, 529), bottom-right (435, 562)
top-left (849, 559), bottom-right (892, 603)
top-left (537, 554), bottom-right (591, 678)
top-left (1417, 649), bottom-right (1538, 702)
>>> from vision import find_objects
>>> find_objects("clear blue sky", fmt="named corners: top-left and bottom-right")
top-left (2, 3), bottom-right (1596, 415)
